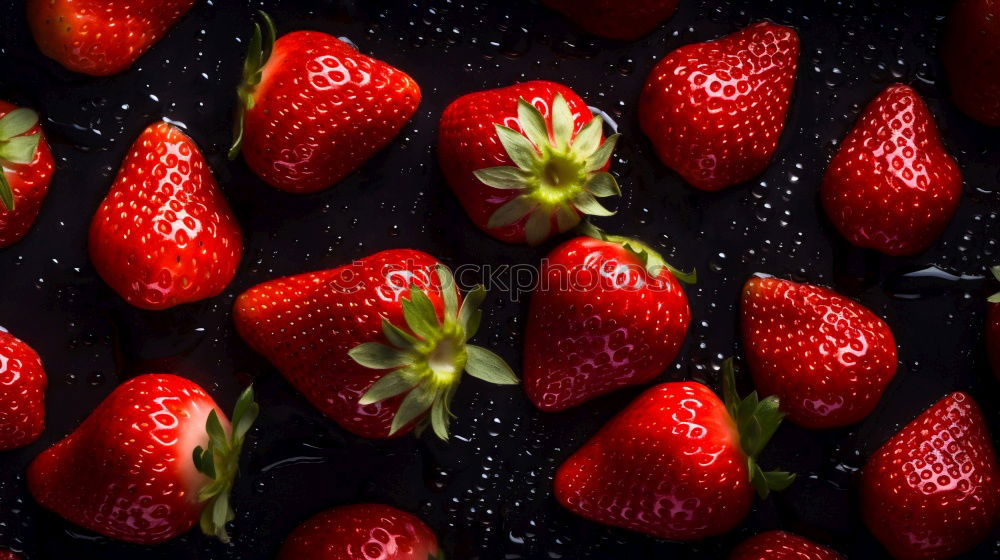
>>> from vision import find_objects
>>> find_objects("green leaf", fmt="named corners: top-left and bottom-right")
top-left (584, 172), bottom-right (621, 198)
top-left (382, 318), bottom-right (419, 349)
top-left (721, 357), bottom-right (739, 419)
top-left (401, 286), bottom-right (440, 339)
top-left (430, 396), bottom-right (449, 441)
top-left (0, 172), bottom-right (14, 211)
top-left (550, 94), bottom-right (574, 149)
top-left (763, 470), bottom-right (796, 492)
top-left (740, 415), bottom-right (763, 459)
top-left (664, 263), bottom-right (698, 285)
top-left (989, 293), bottom-right (1000, 304)
top-left (390, 383), bottom-right (436, 435)
top-left (524, 209), bottom-right (552, 245)
top-left (748, 458), bottom-right (770, 499)
top-left (473, 166), bottom-right (532, 190)
top-left (571, 116), bottom-right (602, 156)
top-left (575, 220), bottom-right (606, 240)
top-left (360, 368), bottom-right (421, 405)
top-left (0, 108), bottom-right (39, 140)
top-left (495, 125), bottom-right (540, 171)
top-left (555, 204), bottom-right (580, 233)
top-left (586, 133), bottom-right (620, 171)
top-left (736, 391), bottom-right (759, 432)
top-left (753, 396), bottom-right (784, 454)
top-left (517, 99), bottom-right (550, 150)
top-left (458, 285), bottom-right (485, 339)
top-left (0, 133), bottom-right (40, 164)
top-left (571, 191), bottom-right (615, 217)
top-left (232, 386), bottom-right (259, 442)
top-left (435, 264), bottom-right (459, 319)
top-left (193, 445), bottom-right (216, 479)
top-left (487, 195), bottom-right (537, 228)
top-left (349, 342), bottom-right (413, 370)
top-left (465, 345), bottom-right (520, 385)
top-left (206, 410), bottom-right (227, 447)
top-left (992, 266), bottom-right (1000, 282)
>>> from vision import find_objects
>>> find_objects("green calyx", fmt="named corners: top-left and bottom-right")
top-left (349, 264), bottom-right (519, 440)
top-left (578, 222), bottom-right (697, 284)
top-left (228, 11), bottom-right (277, 160)
top-left (475, 94), bottom-right (622, 245)
top-left (192, 385), bottom-right (260, 543)
top-left (0, 108), bottom-right (42, 211)
top-left (989, 266), bottom-right (1000, 303)
top-left (721, 357), bottom-right (795, 499)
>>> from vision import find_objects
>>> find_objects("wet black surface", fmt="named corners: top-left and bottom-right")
top-left (0, 0), bottom-right (998, 558)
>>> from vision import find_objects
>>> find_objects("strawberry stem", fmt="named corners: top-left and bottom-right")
top-left (229, 11), bottom-right (277, 160)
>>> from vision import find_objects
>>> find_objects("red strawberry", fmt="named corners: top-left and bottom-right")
top-left (234, 251), bottom-right (517, 440)
top-left (27, 0), bottom-right (196, 76)
top-left (554, 359), bottom-right (794, 540)
top-left (639, 22), bottom-right (800, 191)
top-left (0, 331), bottom-right (46, 451)
top-left (740, 276), bottom-right (898, 429)
top-left (861, 392), bottom-right (1000, 559)
top-left (27, 375), bottom-right (258, 544)
top-left (988, 266), bottom-right (1000, 379)
top-left (229, 13), bottom-right (421, 194)
top-left (0, 101), bottom-right (54, 248)
top-left (277, 504), bottom-right (441, 560)
top-left (729, 531), bottom-right (843, 560)
top-left (438, 81), bottom-right (621, 245)
top-left (88, 121), bottom-right (243, 310)
top-left (541, 0), bottom-right (679, 40)
top-left (943, 0), bottom-right (1000, 126)
top-left (524, 227), bottom-right (693, 411)
top-left (820, 84), bottom-right (962, 256)
top-left (0, 551), bottom-right (21, 560)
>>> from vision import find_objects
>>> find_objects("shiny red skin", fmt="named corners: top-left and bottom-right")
top-left (524, 236), bottom-right (690, 411)
top-left (0, 100), bottom-right (54, 249)
top-left (243, 32), bottom-right (421, 194)
top-left (729, 531), bottom-right (843, 560)
top-left (740, 277), bottom-right (897, 429)
top-left (943, 0), bottom-right (1000, 126)
top-left (0, 551), bottom-right (22, 560)
top-left (28, 374), bottom-right (226, 544)
top-left (277, 504), bottom-right (441, 560)
top-left (861, 392), bottom-right (1000, 559)
top-left (233, 249), bottom-right (448, 439)
top-left (988, 303), bottom-right (1000, 379)
top-left (27, 0), bottom-right (196, 76)
top-left (555, 382), bottom-right (753, 540)
top-left (542, 0), bottom-right (679, 40)
top-left (0, 332), bottom-right (46, 451)
top-left (639, 22), bottom-right (800, 191)
top-left (438, 81), bottom-right (600, 244)
top-left (88, 122), bottom-right (243, 310)
top-left (821, 84), bottom-right (962, 256)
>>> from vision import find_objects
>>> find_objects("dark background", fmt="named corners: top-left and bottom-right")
top-left (1, 0), bottom-right (998, 558)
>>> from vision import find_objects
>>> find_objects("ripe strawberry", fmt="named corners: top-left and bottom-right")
top-left (277, 504), bottom-right (442, 560)
top-left (729, 531), bottom-right (843, 560)
top-left (541, 0), bottom-right (679, 40)
top-left (234, 251), bottom-right (518, 440)
top-left (229, 13), bottom-right (421, 194)
top-left (0, 551), bottom-right (21, 560)
top-left (821, 84), bottom-right (962, 256)
top-left (862, 392), bottom-right (1000, 559)
top-left (27, 0), bottom-right (196, 76)
top-left (88, 121), bottom-right (243, 310)
top-left (27, 375), bottom-right (258, 544)
top-left (438, 81), bottom-right (621, 245)
top-left (554, 359), bottom-right (794, 540)
top-left (988, 266), bottom-right (1000, 379)
top-left (0, 101), bottom-right (54, 248)
top-left (524, 227), bottom-right (693, 411)
top-left (0, 331), bottom-right (46, 451)
top-left (943, 0), bottom-right (1000, 126)
top-left (740, 276), bottom-right (898, 429)
top-left (639, 22), bottom-right (800, 191)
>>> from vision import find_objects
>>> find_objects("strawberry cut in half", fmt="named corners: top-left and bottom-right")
top-left (229, 12), bottom-right (421, 194)
top-left (740, 276), bottom-right (898, 428)
top-left (88, 121), bottom-right (243, 310)
top-left (524, 225), bottom-right (693, 411)
top-left (988, 266), bottom-right (1000, 379)
top-left (438, 81), bottom-right (621, 245)
top-left (0, 331), bottom-right (47, 451)
top-left (27, 375), bottom-right (258, 544)
top-left (639, 22), bottom-right (800, 191)
top-left (541, 0), bottom-right (680, 41)
top-left (729, 531), bottom-right (843, 560)
top-left (0, 101), bottom-right (54, 248)
top-left (234, 251), bottom-right (518, 440)
top-left (554, 358), bottom-right (794, 540)
top-left (861, 392), bottom-right (1000, 559)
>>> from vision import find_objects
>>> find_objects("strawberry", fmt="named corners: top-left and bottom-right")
top-left (943, 0), bottom-right (1000, 126)
top-left (234, 251), bottom-right (518, 440)
top-left (639, 22), bottom-right (800, 191)
top-left (729, 531), bottom-right (843, 560)
top-left (0, 552), bottom-right (21, 560)
top-left (0, 101), bottom-right (54, 248)
top-left (861, 392), bottom-right (1000, 559)
top-left (27, 0), bottom-right (196, 76)
top-left (438, 81), bottom-right (621, 245)
top-left (820, 84), bottom-right (962, 256)
top-left (277, 504), bottom-right (442, 560)
top-left (740, 276), bottom-right (898, 429)
top-left (229, 13), bottom-right (421, 194)
top-left (554, 359), bottom-right (794, 540)
top-left (0, 331), bottom-right (46, 451)
top-left (524, 226), bottom-right (693, 411)
top-left (541, 0), bottom-right (679, 40)
top-left (88, 121), bottom-right (243, 310)
top-left (988, 266), bottom-right (1000, 379)
top-left (27, 375), bottom-right (258, 544)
